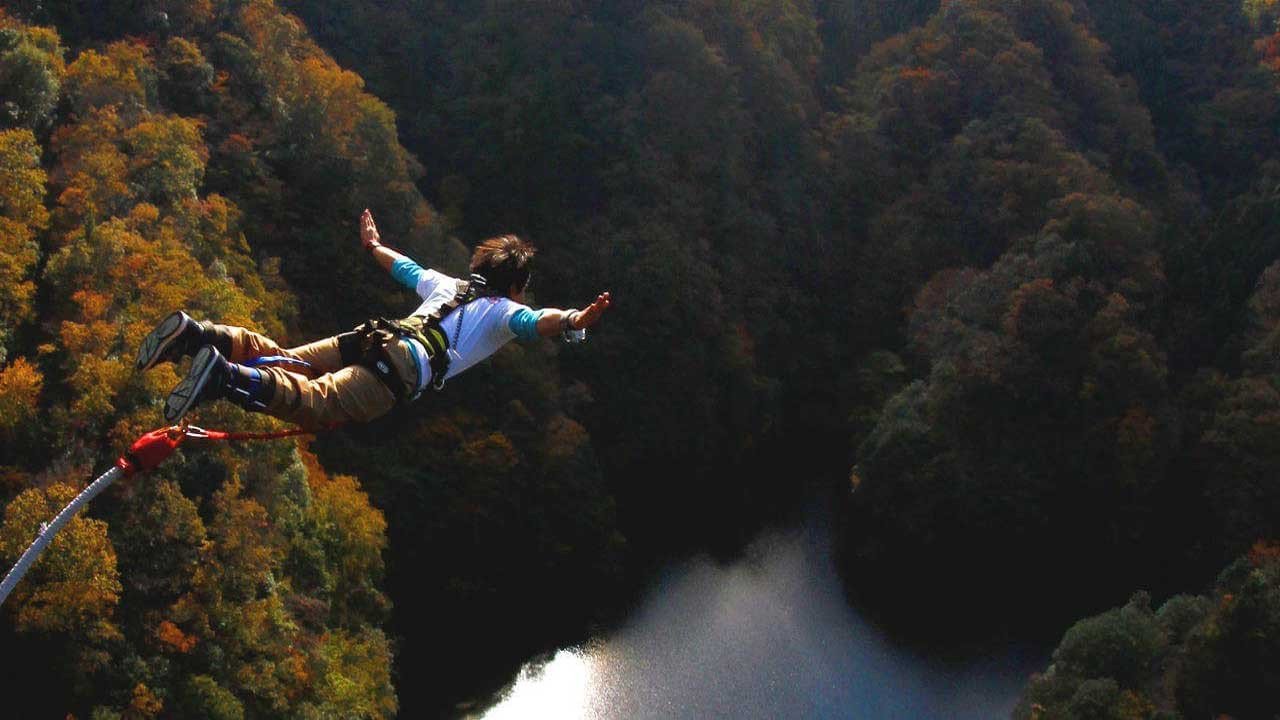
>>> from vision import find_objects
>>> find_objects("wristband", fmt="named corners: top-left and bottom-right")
top-left (365, 239), bottom-right (382, 252)
top-left (561, 311), bottom-right (586, 344)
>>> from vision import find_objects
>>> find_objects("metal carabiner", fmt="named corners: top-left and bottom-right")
top-left (182, 424), bottom-right (211, 440)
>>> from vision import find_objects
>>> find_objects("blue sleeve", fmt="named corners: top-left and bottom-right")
top-left (509, 307), bottom-right (547, 341)
top-left (390, 257), bottom-right (428, 292)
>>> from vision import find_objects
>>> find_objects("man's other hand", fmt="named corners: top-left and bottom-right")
top-left (360, 209), bottom-right (381, 250)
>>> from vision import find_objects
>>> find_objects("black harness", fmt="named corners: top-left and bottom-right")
top-left (339, 276), bottom-right (489, 401)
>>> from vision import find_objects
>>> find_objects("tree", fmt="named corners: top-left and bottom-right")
top-left (1051, 594), bottom-right (1165, 689)
top-left (0, 128), bottom-right (48, 359)
top-left (123, 114), bottom-right (209, 206)
top-left (158, 37), bottom-right (215, 115)
top-left (0, 17), bottom-right (66, 130)
top-left (112, 478), bottom-right (205, 602)
top-left (63, 41), bottom-right (155, 120)
top-left (307, 629), bottom-right (397, 720)
top-left (0, 483), bottom-right (123, 658)
top-left (1017, 552), bottom-right (1280, 719)
top-left (1189, 261), bottom-right (1280, 556)
top-left (0, 357), bottom-right (42, 433)
top-left (816, 0), bottom-right (938, 87)
top-left (48, 106), bottom-right (134, 224)
top-left (176, 676), bottom-right (244, 720)
top-left (294, 450), bottom-right (389, 627)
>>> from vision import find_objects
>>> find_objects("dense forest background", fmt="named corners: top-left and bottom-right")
top-left (1, 0), bottom-right (1279, 717)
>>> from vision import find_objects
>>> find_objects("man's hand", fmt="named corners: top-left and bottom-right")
top-left (362, 209), bottom-right (405, 274)
top-left (535, 293), bottom-right (613, 338)
top-left (572, 292), bottom-right (612, 329)
top-left (360, 209), bottom-right (381, 250)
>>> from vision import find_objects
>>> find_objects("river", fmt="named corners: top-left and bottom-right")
top-left (476, 513), bottom-right (1044, 719)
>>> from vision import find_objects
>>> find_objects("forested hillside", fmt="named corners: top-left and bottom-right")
top-left (0, 4), bottom-right (406, 717)
top-left (0, 1), bottom-right (620, 717)
top-left (3, 0), bottom-right (1280, 717)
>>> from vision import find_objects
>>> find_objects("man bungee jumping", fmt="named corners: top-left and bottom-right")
top-left (137, 209), bottom-right (612, 429)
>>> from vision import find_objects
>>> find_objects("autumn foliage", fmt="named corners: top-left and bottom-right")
top-left (0, 6), bottom-right (404, 718)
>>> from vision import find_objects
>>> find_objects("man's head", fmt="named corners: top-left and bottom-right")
top-left (470, 234), bottom-right (536, 298)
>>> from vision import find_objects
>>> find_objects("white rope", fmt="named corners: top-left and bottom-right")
top-left (0, 465), bottom-right (125, 607)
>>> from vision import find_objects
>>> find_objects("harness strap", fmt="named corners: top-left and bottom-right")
top-left (351, 278), bottom-right (481, 401)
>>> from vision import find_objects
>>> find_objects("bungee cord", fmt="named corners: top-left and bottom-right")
top-left (0, 464), bottom-right (126, 607)
top-left (0, 423), bottom-right (313, 608)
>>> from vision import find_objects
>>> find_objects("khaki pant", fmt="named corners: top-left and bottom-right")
top-left (222, 325), bottom-right (419, 429)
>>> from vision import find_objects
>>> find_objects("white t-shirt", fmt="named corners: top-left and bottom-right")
top-left (402, 268), bottom-right (533, 391)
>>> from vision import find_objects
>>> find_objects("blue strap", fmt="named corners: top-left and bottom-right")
top-left (243, 356), bottom-right (313, 370)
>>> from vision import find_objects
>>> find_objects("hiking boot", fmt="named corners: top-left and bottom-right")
top-left (163, 345), bottom-right (276, 423)
top-left (137, 311), bottom-right (233, 370)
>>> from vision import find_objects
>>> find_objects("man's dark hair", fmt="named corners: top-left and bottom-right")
top-left (470, 234), bottom-right (536, 296)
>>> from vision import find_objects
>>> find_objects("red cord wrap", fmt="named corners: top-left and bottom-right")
top-left (116, 427), bottom-right (185, 477)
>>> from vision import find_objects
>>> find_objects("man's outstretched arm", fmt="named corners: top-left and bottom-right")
top-left (533, 292), bottom-right (613, 338)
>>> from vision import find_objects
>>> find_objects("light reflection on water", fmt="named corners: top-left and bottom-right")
top-left (479, 647), bottom-right (599, 720)
top-left (479, 521), bottom-right (1040, 719)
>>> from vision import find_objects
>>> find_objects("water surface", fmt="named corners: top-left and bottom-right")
top-left (480, 519), bottom-right (1040, 719)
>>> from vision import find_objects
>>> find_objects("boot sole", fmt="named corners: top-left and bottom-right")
top-left (165, 346), bottom-right (218, 423)
top-left (137, 311), bottom-right (189, 370)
